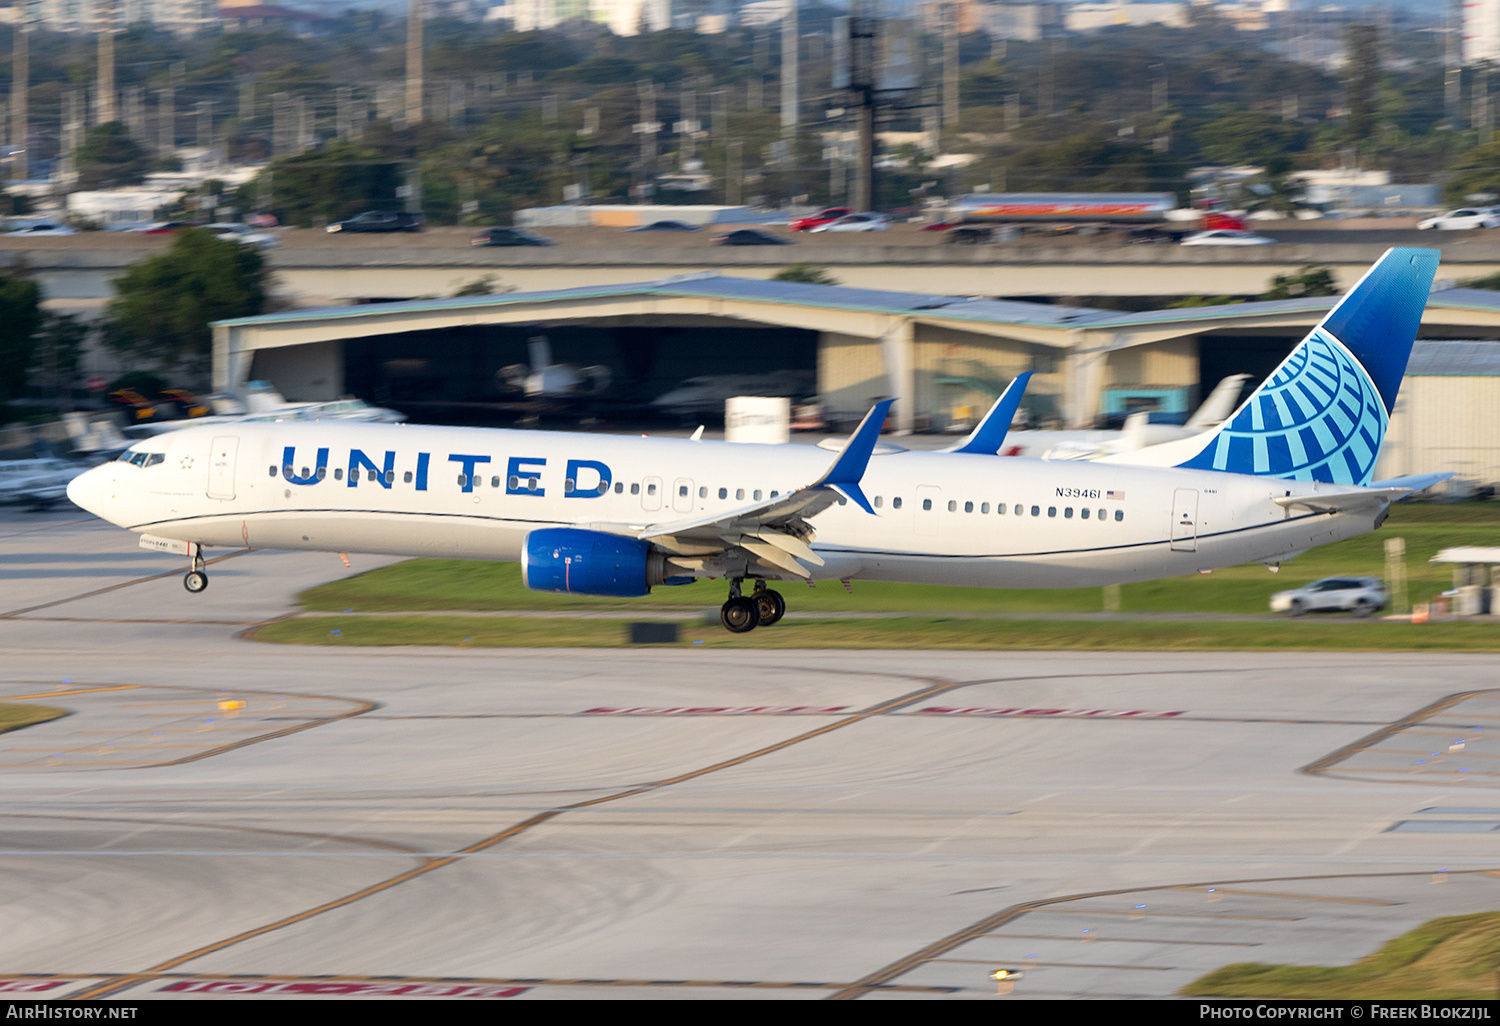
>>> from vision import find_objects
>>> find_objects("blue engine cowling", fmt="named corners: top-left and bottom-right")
top-left (522, 528), bottom-right (672, 597)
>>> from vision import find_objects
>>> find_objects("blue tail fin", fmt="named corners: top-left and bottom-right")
top-left (1173, 247), bottom-right (1438, 486)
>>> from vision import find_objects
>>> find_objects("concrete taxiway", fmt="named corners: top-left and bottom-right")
top-left (1, 507), bottom-right (1498, 1000)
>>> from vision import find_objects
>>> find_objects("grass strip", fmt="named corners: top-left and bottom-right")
top-left (1183, 910), bottom-right (1500, 999)
top-left (0, 703), bottom-right (69, 734)
top-left (251, 615), bottom-right (1500, 651)
top-left (296, 503), bottom-right (1500, 618)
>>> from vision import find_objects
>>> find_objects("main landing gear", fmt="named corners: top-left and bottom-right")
top-left (719, 579), bottom-right (786, 633)
top-left (183, 545), bottom-right (208, 594)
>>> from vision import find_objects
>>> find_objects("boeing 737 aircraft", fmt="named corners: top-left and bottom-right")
top-left (68, 247), bottom-right (1448, 633)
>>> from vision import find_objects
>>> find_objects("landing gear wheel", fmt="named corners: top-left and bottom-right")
top-left (184, 570), bottom-right (208, 593)
top-left (720, 596), bottom-right (760, 633)
top-left (755, 589), bottom-right (786, 626)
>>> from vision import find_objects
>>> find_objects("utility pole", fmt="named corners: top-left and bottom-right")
top-left (406, 0), bottom-right (424, 126)
top-left (11, 1), bottom-right (27, 180)
top-left (97, 0), bottom-right (116, 125)
top-left (1447, 0), bottom-right (1464, 128)
top-left (842, 14), bottom-right (876, 213)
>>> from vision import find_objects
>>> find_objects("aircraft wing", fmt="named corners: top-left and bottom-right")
top-left (633, 400), bottom-right (894, 578)
top-left (941, 372), bottom-right (1032, 455)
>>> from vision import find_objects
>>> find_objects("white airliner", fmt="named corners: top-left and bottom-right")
top-left (68, 247), bottom-right (1448, 633)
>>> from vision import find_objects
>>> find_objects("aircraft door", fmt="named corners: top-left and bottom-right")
top-left (206, 436), bottom-right (238, 500)
top-left (641, 476), bottom-right (663, 511)
top-left (673, 478), bottom-right (694, 513)
top-left (915, 485), bottom-right (942, 538)
top-left (1170, 488), bottom-right (1199, 552)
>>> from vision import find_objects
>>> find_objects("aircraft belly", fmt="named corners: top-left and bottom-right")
top-left (141, 511), bottom-right (529, 561)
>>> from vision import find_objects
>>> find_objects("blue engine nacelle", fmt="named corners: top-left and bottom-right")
top-left (522, 528), bottom-right (675, 597)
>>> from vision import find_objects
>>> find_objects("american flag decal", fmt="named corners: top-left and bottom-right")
top-left (1106, 490), bottom-right (1125, 500)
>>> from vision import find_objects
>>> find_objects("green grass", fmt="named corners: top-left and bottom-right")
top-left (296, 502), bottom-right (1500, 617)
top-left (251, 614), bottom-right (1500, 651)
top-left (1184, 910), bottom-right (1500, 999)
top-left (0, 703), bottom-right (69, 734)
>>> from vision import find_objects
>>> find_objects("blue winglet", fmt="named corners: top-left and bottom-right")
top-left (944, 372), bottom-right (1033, 455)
top-left (813, 399), bottom-right (894, 513)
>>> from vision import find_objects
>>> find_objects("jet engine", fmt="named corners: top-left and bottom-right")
top-left (522, 528), bottom-right (686, 597)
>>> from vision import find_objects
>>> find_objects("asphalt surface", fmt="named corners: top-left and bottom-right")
top-left (1, 506), bottom-right (1497, 1000)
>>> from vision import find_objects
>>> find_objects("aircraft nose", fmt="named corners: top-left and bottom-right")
top-left (67, 464), bottom-right (118, 521)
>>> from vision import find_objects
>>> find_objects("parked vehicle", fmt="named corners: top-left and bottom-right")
top-left (1418, 208), bottom-right (1500, 230)
top-left (5, 222), bottom-right (78, 236)
top-left (807, 213), bottom-right (892, 233)
top-left (1179, 229), bottom-right (1276, 246)
top-left (624, 220), bottom-right (702, 232)
top-left (208, 223), bottom-right (280, 248)
top-left (326, 211), bottom-right (424, 233)
top-left (711, 229), bottom-right (791, 246)
top-left (472, 227), bottom-right (555, 247)
top-left (789, 207), bottom-right (853, 232)
top-left (132, 221), bottom-right (195, 235)
top-left (1269, 577), bottom-right (1387, 617)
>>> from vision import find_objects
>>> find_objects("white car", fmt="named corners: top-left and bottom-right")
top-left (808, 213), bottom-right (893, 233)
top-left (208, 223), bottom-right (280, 248)
top-left (5, 223), bottom-right (78, 237)
top-left (1417, 208), bottom-right (1500, 230)
top-left (1269, 577), bottom-right (1387, 617)
top-left (1179, 229), bottom-right (1276, 246)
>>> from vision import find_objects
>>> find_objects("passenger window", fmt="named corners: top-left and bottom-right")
top-left (1097, 508), bottom-right (1105, 520)
top-left (947, 500), bottom-right (956, 512)
top-left (528, 477), bottom-right (539, 491)
top-left (334, 468), bottom-right (343, 480)
top-left (736, 489), bottom-right (745, 500)
top-left (981, 503), bottom-right (989, 513)
top-left (1031, 505), bottom-right (1040, 516)
top-left (996, 503), bottom-right (1005, 514)
top-left (1114, 510), bottom-right (1124, 521)
top-left (699, 486), bottom-right (707, 498)
top-left (754, 490), bottom-right (762, 500)
top-left (1048, 507), bottom-right (1057, 517)
top-left (490, 476), bottom-right (499, 488)
top-left (1081, 508), bottom-right (1090, 519)
top-left (923, 499), bottom-right (932, 511)
top-left (771, 491), bottom-right (779, 498)
top-left (565, 478), bottom-right (576, 491)
top-left (405, 471), bottom-right (414, 483)
top-left (631, 482), bottom-right (640, 495)
top-left (384, 470), bottom-right (395, 485)
top-left (837, 496), bottom-right (846, 505)
top-left (1064, 507), bottom-right (1073, 518)
top-left (964, 501), bottom-right (973, 513)
top-left (615, 482), bottom-right (624, 493)
top-left (596, 481), bottom-right (608, 495)
top-left (509, 475), bottom-right (519, 490)
top-left (874, 496), bottom-right (882, 508)
top-left (350, 469), bottom-right (360, 482)
top-left (268, 466), bottom-right (276, 477)
top-left (647, 483), bottom-right (657, 495)
top-left (284, 464), bottom-right (294, 476)
top-left (457, 474), bottom-right (467, 486)
top-left (892, 497), bottom-right (902, 509)
top-left (718, 487), bottom-right (727, 499)
top-left (679, 485), bottom-right (688, 497)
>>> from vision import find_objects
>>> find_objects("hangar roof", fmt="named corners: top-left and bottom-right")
top-left (215, 272), bottom-right (1113, 329)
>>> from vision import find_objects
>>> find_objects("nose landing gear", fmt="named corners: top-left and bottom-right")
top-left (183, 544), bottom-right (208, 593)
top-left (719, 579), bottom-right (786, 633)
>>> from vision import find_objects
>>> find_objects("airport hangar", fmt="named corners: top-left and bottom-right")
top-left (212, 275), bottom-right (1500, 489)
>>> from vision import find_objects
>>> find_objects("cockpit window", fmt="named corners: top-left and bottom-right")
top-left (117, 451), bottom-right (164, 467)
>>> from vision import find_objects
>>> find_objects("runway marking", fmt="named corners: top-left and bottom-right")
top-left (0, 548), bottom-right (252, 619)
top-left (581, 705), bottom-right (852, 716)
top-left (911, 706), bottom-right (1186, 719)
top-left (69, 667), bottom-right (992, 999)
top-left (8, 617), bottom-right (263, 626)
top-left (3, 973), bottom-right (961, 997)
top-left (1035, 909), bottom-right (1302, 922)
top-left (0, 685), bottom-right (141, 700)
top-left (930, 957), bottom-right (1176, 971)
top-left (0, 680), bottom-right (375, 770)
top-left (1167, 886), bottom-right (1396, 905)
top-left (980, 933), bottom-right (1260, 947)
top-left (1301, 689), bottom-right (1500, 785)
top-left (827, 868), bottom-right (1500, 1000)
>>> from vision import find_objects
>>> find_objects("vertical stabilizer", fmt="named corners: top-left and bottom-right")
top-left (1122, 247), bottom-right (1438, 486)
